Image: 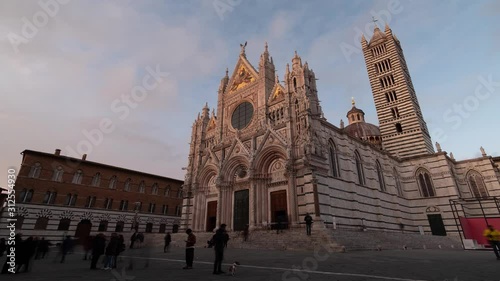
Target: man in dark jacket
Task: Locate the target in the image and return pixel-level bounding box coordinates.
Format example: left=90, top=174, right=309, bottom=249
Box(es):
left=90, top=234, right=106, bottom=269
left=164, top=232, right=171, bottom=253
left=213, top=224, right=227, bottom=275
left=183, top=229, right=196, bottom=269
left=304, top=213, right=313, bottom=236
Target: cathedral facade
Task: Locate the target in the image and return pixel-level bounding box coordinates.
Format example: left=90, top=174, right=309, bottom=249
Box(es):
left=181, top=24, right=500, bottom=240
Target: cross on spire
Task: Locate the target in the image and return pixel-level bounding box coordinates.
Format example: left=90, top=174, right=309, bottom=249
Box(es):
left=372, top=16, right=378, bottom=24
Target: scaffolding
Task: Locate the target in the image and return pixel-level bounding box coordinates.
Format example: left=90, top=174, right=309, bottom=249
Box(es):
left=449, top=196, right=500, bottom=249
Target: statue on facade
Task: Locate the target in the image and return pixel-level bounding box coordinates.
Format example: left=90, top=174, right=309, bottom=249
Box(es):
left=435, top=142, right=442, bottom=152
left=480, top=146, right=486, bottom=157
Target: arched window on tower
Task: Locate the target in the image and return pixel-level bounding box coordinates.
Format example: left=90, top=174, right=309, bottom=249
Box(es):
left=124, top=178, right=131, bottom=191
left=152, top=183, right=159, bottom=195
left=329, top=140, right=340, bottom=178
left=354, top=151, right=365, bottom=185
left=91, top=173, right=101, bottom=187
left=467, top=170, right=488, bottom=198
left=52, top=166, right=64, bottom=182
left=395, top=123, right=403, bottom=133
left=376, top=161, right=386, bottom=192
left=416, top=168, right=435, bottom=197
left=293, top=77, right=297, bottom=91
left=139, top=181, right=145, bottom=193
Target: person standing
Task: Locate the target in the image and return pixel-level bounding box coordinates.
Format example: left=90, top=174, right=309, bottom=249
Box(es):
left=304, top=213, right=313, bottom=236
left=90, top=234, right=106, bottom=270
left=130, top=231, right=137, bottom=249
left=183, top=229, right=196, bottom=269
left=213, top=224, right=227, bottom=275
left=164, top=232, right=172, bottom=253
left=104, top=233, right=119, bottom=270
left=483, top=225, right=500, bottom=260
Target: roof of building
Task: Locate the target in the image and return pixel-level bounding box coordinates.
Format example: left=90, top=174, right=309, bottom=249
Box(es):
left=21, top=149, right=184, bottom=183
left=346, top=105, right=364, bottom=117
left=344, top=122, right=381, bottom=139
left=369, top=27, right=386, bottom=45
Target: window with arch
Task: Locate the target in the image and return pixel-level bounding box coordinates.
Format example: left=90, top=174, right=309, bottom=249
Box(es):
left=354, top=151, right=365, bottom=185
left=29, top=162, right=42, bottom=178
left=72, top=170, right=83, bottom=184
left=19, top=189, right=34, bottom=203
left=139, top=181, right=145, bottom=193
left=467, top=170, right=488, bottom=198
left=91, top=173, right=101, bottom=187
left=85, top=196, right=96, bottom=208
left=119, top=200, right=128, bottom=211
left=393, top=168, right=403, bottom=197
left=124, top=178, right=131, bottom=191
left=151, top=183, right=158, bottom=195
left=376, top=161, right=386, bottom=192
left=57, top=218, right=71, bottom=231
left=98, top=221, right=108, bottom=232
left=164, top=185, right=170, bottom=197
left=108, top=176, right=117, bottom=189
left=43, top=191, right=57, bottom=204
left=177, top=189, right=183, bottom=198
left=329, top=141, right=340, bottom=178
left=159, top=223, right=166, bottom=233
left=65, top=193, right=77, bottom=206
left=416, top=168, right=435, bottom=197
left=146, top=223, right=153, bottom=233
left=103, top=198, right=113, bottom=209
left=52, top=166, right=64, bottom=182
left=115, top=221, right=124, bottom=232
left=34, top=217, right=49, bottom=230
left=293, top=77, right=297, bottom=90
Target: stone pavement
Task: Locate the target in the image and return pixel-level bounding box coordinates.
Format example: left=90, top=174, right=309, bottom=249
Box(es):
left=1, top=245, right=499, bottom=281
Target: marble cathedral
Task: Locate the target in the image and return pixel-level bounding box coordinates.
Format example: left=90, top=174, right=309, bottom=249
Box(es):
left=180, top=24, right=500, bottom=238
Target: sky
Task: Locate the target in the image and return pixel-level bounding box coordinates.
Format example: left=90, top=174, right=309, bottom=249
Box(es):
left=0, top=0, right=499, bottom=186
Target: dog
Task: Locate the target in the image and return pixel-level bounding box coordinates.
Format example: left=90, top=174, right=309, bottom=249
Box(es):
left=228, top=261, right=240, bottom=276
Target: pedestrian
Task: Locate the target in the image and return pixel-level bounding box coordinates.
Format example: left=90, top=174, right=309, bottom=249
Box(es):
left=304, top=213, right=313, bottom=236
left=483, top=225, right=500, bottom=260
left=60, top=236, right=73, bottom=263
left=130, top=231, right=137, bottom=249
left=90, top=234, right=106, bottom=270
left=224, top=230, right=229, bottom=248
left=38, top=238, right=49, bottom=259
left=83, top=236, right=93, bottom=260
left=164, top=232, right=172, bottom=253
left=183, top=229, right=196, bottom=269
left=104, top=233, right=119, bottom=270
left=114, top=235, right=125, bottom=269
left=213, top=224, right=227, bottom=275
left=243, top=225, right=249, bottom=242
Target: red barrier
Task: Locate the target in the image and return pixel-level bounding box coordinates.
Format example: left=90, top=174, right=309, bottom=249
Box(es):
left=459, top=217, right=500, bottom=245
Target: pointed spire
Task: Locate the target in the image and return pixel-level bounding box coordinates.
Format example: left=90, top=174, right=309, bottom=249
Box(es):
left=340, top=119, right=344, bottom=129
left=276, top=74, right=279, bottom=83
left=361, top=34, right=367, bottom=43
left=240, top=41, right=247, bottom=57
left=480, top=146, right=486, bottom=157
left=450, top=152, right=455, bottom=160
left=286, top=63, right=290, bottom=75
left=225, top=68, right=229, bottom=77
left=265, top=41, right=268, bottom=53
left=385, top=22, right=391, bottom=32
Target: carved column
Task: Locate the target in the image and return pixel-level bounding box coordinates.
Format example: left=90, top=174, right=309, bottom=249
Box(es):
left=249, top=180, right=256, bottom=229
left=216, top=186, right=223, bottom=228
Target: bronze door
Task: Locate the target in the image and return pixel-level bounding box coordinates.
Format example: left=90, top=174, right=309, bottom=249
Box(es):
left=271, top=190, right=288, bottom=229
left=206, top=201, right=218, bottom=232
left=233, top=190, right=249, bottom=231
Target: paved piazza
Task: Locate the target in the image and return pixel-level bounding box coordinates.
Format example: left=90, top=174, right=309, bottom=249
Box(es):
left=2, top=245, right=499, bottom=281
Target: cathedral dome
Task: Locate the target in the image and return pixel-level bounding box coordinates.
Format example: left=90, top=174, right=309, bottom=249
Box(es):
left=344, top=98, right=382, bottom=148
left=344, top=122, right=380, bottom=139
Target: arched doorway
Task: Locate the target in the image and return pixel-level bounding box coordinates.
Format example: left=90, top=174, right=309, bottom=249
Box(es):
left=172, top=224, right=179, bottom=233
left=75, top=219, right=92, bottom=242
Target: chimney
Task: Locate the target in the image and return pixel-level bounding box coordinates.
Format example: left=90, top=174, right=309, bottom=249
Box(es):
left=55, top=149, right=61, bottom=156
left=82, top=154, right=87, bottom=161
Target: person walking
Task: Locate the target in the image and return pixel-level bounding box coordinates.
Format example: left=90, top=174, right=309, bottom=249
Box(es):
left=104, top=233, right=119, bottom=270
left=114, top=235, right=125, bottom=269
left=483, top=225, right=500, bottom=260
left=60, top=236, right=73, bottom=263
left=213, top=224, right=227, bottom=275
left=164, top=232, right=172, bottom=253
left=183, top=229, right=196, bottom=269
left=304, top=213, right=313, bottom=236
left=130, top=231, right=137, bottom=249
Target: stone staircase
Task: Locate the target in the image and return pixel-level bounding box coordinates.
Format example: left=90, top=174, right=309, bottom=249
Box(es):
left=142, top=227, right=341, bottom=252
left=327, top=228, right=463, bottom=251
left=137, top=226, right=463, bottom=252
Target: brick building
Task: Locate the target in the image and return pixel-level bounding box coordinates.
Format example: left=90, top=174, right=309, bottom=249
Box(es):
left=0, top=149, right=183, bottom=242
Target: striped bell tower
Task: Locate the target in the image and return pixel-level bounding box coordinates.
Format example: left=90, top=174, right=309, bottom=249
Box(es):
left=361, top=22, right=434, bottom=158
